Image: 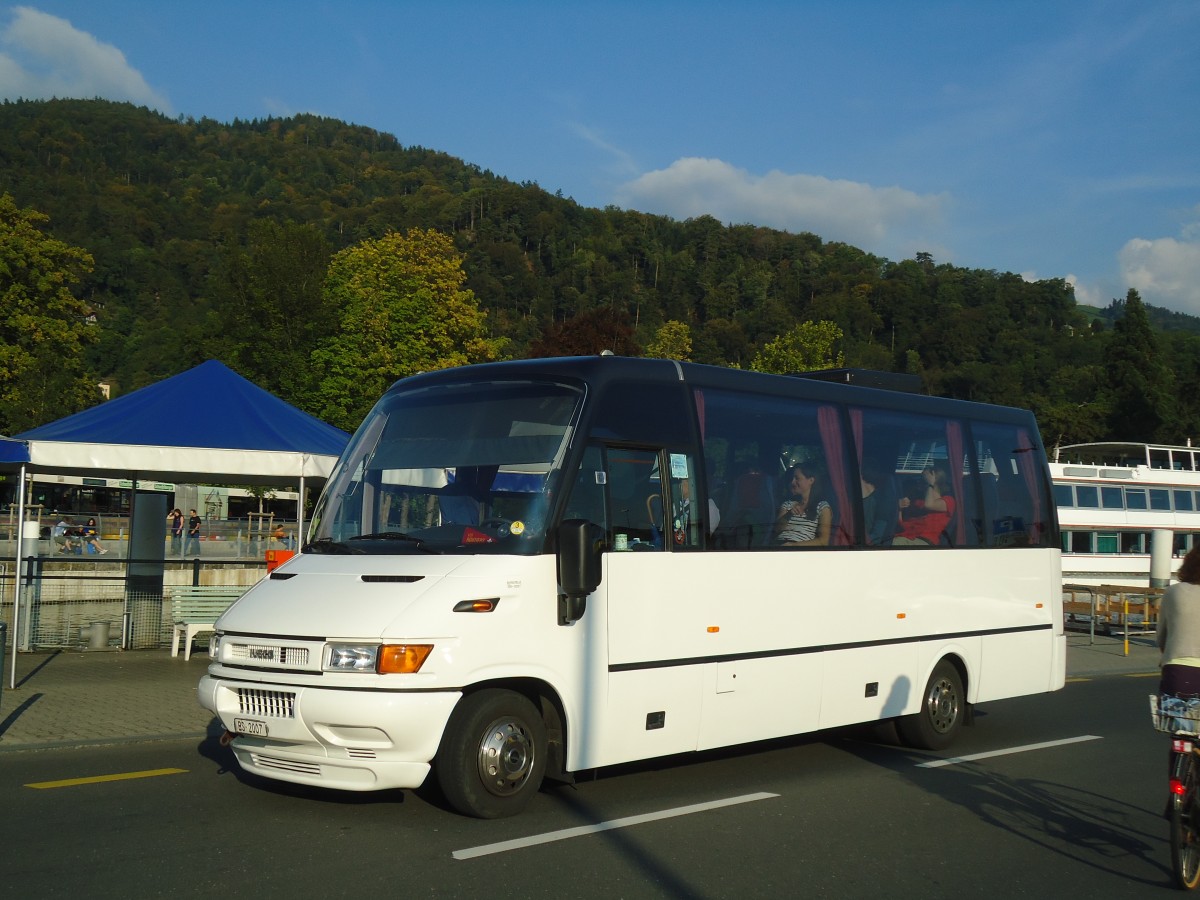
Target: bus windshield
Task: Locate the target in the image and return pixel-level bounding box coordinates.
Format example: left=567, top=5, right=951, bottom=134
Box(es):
left=307, top=380, right=582, bottom=555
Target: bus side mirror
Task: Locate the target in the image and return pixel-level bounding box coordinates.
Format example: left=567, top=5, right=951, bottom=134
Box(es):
left=557, top=519, right=603, bottom=625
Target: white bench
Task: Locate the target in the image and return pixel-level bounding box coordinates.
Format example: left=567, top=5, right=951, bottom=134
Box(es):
left=170, top=585, right=246, bottom=660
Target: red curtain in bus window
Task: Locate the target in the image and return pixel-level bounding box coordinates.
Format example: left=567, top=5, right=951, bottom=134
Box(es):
left=818, top=405, right=853, bottom=547
left=848, top=408, right=864, bottom=465
left=945, top=420, right=967, bottom=545
left=1016, top=428, right=1043, bottom=544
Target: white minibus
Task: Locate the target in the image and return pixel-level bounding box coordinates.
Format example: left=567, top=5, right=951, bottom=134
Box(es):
left=199, top=356, right=1064, bottom=817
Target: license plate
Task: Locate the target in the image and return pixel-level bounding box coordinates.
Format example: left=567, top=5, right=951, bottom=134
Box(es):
left=233, top=717, right=269, bottom=737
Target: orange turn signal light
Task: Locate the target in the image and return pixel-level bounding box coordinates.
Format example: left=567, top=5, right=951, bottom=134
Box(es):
left=453, top=598, right=499, bottom=613
left=378, top=644, right=433, bottom=674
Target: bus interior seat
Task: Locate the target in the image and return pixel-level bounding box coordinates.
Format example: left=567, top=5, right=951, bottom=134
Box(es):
left=866, top=474, right=901, bottom=546
left=716, top=470, right=777, bottom=548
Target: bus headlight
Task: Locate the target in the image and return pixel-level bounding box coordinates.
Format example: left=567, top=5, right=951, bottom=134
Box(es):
left=324, top=643, right=433, bottom=674
left=325, top=643, right=379, bottom=671
left=208, top=633, right=222, bottom=659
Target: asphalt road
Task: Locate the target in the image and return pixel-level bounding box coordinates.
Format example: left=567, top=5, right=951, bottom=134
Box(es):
left=0, top=672, right=1172, bottom=898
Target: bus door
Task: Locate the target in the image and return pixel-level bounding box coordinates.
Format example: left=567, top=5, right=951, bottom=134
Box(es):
left=562, top=444, right=710, bottom=766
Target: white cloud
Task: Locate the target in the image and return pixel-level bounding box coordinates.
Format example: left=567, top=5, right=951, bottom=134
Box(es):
left=1023, top=271, right=1101, bottom=308
left=614, top=157, right=948, bottom=259
left=1119, top=236, right=1200, bottom=316
left=1064, top=274, right=1101, bottom=308
left=0, top=6, right=168, bottom=110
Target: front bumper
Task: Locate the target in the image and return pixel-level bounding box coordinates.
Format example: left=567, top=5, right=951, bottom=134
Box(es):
left=198, top=674, right=460, bottom=791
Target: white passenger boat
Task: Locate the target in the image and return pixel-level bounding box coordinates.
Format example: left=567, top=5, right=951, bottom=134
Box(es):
left=1051, top=441, right=1200, bottom=587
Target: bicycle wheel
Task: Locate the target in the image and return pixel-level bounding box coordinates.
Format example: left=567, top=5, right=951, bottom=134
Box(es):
left=1170, top=749, right=1200, bottom=890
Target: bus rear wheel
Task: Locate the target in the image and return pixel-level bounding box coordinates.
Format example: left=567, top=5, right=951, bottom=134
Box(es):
left=897, top=660, right=964, bottom=751
left=436, top=689, right=547, bottom=819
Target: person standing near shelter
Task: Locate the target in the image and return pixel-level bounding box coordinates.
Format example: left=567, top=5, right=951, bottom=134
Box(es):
left=185, top=509, right=202, bottom=555
left=168, top=508, right=184, bottom=554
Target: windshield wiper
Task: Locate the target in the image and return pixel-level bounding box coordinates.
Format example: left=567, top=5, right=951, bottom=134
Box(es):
left=302, top=538, right=358, bottom=554
left=349, top=532, right=438, bottom=553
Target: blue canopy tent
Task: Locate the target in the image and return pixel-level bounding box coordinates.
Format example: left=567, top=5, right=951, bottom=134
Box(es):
left=3, top=361, right=350, bottom=681
left=14, top=360, right=348, bottom=483
left=0, top=436, right=30, bottom=466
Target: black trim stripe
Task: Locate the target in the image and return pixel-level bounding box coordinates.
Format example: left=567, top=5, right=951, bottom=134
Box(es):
left=608, top=623, right=1053, bottom=673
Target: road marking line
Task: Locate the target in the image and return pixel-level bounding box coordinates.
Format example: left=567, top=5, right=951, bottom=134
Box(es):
left=25, top=768, right=188, bottom=789
left=452, top=791, right=780, bottom=860
left=916, top=735, right=1102, bottom=769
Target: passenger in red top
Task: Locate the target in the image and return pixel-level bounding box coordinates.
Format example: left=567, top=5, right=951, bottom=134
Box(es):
left=893, top=464, right=955, bottom=546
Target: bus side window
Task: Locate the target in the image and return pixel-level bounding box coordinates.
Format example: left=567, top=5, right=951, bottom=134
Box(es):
left=970, top=420, right=1052, bottom=548
left=563, top=446, right=608, bottom=535
left=606, top=448, right=667, bottom=550
left=662, top=452, right=702, bottom=550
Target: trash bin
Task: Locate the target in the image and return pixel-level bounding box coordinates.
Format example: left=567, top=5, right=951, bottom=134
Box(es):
left=265, top=549, right=294, bottom=572
left=88, top=621, right=111, bottom=650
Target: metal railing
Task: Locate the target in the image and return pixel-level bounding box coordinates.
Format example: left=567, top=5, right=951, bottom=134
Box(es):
left=0, top=555, right=266, bottom=653
left=1063, top=583, right=1163, bottom=653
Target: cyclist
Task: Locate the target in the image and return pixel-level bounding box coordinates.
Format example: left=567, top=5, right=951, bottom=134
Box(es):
left=1159, top=544, right=1200, bottom=696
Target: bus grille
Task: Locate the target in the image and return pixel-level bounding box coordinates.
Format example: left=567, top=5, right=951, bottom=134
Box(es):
left=237, top=688, right=296, bottom=719
left=228, top=643, right=311, bottom=667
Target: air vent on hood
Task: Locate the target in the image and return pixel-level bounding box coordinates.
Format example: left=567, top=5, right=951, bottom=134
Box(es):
left=360, top=575, right=425, bottom=583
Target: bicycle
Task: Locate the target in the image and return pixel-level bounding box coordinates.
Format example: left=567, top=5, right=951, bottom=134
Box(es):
left=1152, top=693, right=1200, bottom=890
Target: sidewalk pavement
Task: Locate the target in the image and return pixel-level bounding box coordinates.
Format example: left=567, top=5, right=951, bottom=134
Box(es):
left=0, top=630, right=1164, bottom=752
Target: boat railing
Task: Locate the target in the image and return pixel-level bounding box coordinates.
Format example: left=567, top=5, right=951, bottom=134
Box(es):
left=1063, top=583, right=1163, bottom=651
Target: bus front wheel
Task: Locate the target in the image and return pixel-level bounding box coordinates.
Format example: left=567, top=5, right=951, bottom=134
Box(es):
left=897, top=660, right=964, bottom=751
left=436, top=689, right=548, bottom=819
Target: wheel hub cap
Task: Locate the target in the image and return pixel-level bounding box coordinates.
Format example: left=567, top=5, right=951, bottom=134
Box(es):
left=476, top=717, right=535, bottom=797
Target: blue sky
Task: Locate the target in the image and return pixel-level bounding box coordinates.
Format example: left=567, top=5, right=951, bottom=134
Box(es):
left=2, top=1, right=1198, bottom=315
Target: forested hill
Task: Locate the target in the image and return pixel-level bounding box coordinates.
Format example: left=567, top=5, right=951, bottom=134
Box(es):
left=0, top=97, right=1195, bottom=445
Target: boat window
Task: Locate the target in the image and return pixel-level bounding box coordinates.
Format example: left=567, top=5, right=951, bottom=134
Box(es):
left=1067, top=531, right=1092, bottom=553
left=1180, top=491, right=1198, bottom=512
left=1122, top=532, right=1146, bottom=553
left=1101, top=486, right=1124, bottom=509
left=1096, top=533, right=1119, bottom=554
left=1075, top=485, right=1099, bottom=509
left=1053, top=484, right=1074, bottom=507
left=1150, top=489, right=1171, bottom=511
left=1125, top=488, right=1147, bottom=511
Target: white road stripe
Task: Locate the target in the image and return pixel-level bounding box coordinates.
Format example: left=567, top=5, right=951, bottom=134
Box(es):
left=452, top=791, right=780, bottom=860
left=916, top=734, right=1104, bottom=769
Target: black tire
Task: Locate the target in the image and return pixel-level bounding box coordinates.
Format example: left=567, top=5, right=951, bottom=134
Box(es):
left=435, top=689, right=547, bottom=819
left=1171, top=750, right=1200, bottom=890
left=897, top=660, right=964, bottom=751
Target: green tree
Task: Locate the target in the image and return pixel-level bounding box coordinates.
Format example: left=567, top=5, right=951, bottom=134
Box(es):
left=526, top=307, right=640, bottom=358
left=1104, top=288, right=1175, bottom=442
left=310, top=228, right=505, bottom=431
left=0, top=193, right=99, bottom=432
left=750, top=320, right=845, bottom=375
left=213, top=219, right=334, bottom=402
left=644, top=320, right=693, bottom=361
